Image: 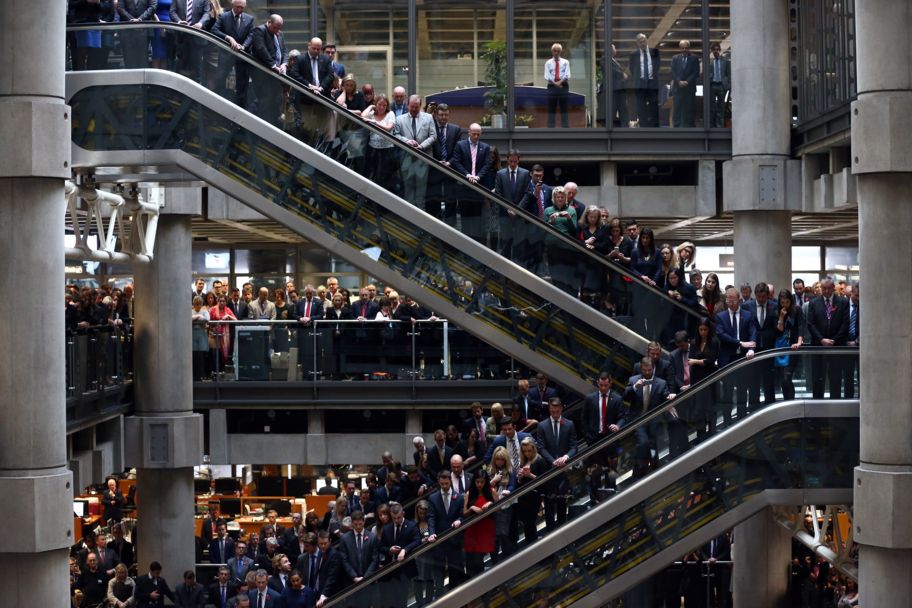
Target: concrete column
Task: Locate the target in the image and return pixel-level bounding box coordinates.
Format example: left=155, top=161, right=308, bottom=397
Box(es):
left=723, top=0, right=799, bottom=281
left=125, top=215, right=203, bottom=585
left=851, top=2, right=912, bottom=605
left=732, top=508, right=791, bottom=608
left=0, top=0, right=73, bottom=604
left=732, top=210, right=792, bottom=296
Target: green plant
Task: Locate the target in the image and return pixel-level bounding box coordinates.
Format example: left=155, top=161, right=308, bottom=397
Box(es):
left=515, top=114, right=535, bottom=126
left=481, top=40, right=507, bottom=115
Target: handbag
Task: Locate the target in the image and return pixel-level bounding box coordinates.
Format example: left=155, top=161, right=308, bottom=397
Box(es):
left=773, top=331, right=791, bottom=367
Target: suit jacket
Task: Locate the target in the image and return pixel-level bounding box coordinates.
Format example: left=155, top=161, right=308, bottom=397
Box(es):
left=294, top=297, right=324, bottom=321
left=379, top=519, right=422, bottom=576
left=266, top=573, right=289, bottom=595
left=294, top=52, right=334, bottom=94
left=494, top=166, right=532, bottom=212
left=294, top=550, right=321, bottom=588
left=208, top=582, right=237, bottom=608
left=668, top=348, right=693, bottom=393
left=247, top=588, right=281, bottom=607
left=433, top=122, right=462, bottom=162
left=715, top=307, right=757, bottom=366
left=109, top=538, right=134, bottom=569
left=211, top=10, right=256, bottom=50
left=373, top=484, right=401, bottom=506
left=743, top=300, right=780, bottom=350
left=527, top=384, right=558, bottom=413
left=535, top=417, right=579, bottom=465
left=394, top=111, right=438, bottom=153
left=339, top=529, right=380, bottom=580
left=806, top=295, right=849, bottom=345
left=483, top=432, right=532, bottom=464
left=623, top=374, right=670, bottom=417
left=227, top=555, right=255, bottom=584
left=449, top=139, right=492, bottom=184
left=351, top=299, right=379, bottom=320
left=251, top=24, right=287, bottom=70
left=117, top=0, right=157, bottom=20
left=175, top=582, right=206, bottom=608
left=581, top=390, right=626, bottom=444
left=633, top=356, right=674, bottom=387
left=426, top=443, right=456, bottom=475
left=427, top=488, right=463, bottom=548
left=520, top=182, right=554, bottom=219
left=134, top=574, right=176, bottom=608
left=700, top=535, right=732, bottom=561
left=670, top=52, right=700, bottom=94
left=209, top=535, right=235, bottom=564
left=628, top=47, right=662, bottom=88
left=512, top=392, right=543, bottom=422
left=708, top=55, right=732, bottom=90
left=170, top=0, right=211, bottom=27
left=247, top=299, right=277, bottom=320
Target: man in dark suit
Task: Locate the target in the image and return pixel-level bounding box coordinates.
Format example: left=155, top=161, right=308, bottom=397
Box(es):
left=715, top=287, right=757, bottom=422
left=670, top=40, right=700, bottom=128
left=511, top=378, right=540, bottom=427
left=518, top=165, right=553, bottom=271
left=134, top=561, right=176, bottom=608
left=293, top=533, right=321, bottom=590
left=428, top=103, right=462, bottom=225
left=266, top=554, right=292, bottom=595
left=582, top=372, right=626, bottom=445
left=634, top=342, right=674, bottom=387
left=117, top=0, right=158, bottom=68
left=209, top=566, right=238, bottom=608
left=211, top=0, right=256, bottom=106
left=527, top=372, right=558, bottom=421
left=483, top=418, right=531, bottom=465
left=209, top=521, right=235, bottom=564
left=708, top=42, right=731, bottom=128
left=247, top=570, right=280, bottom=608
left=169, top=0, right=211, bottom=82
left=427, top=471, right=465, bottom=595
left=109, top=524, right=134, bottom=569
left=294, top=36, right=334, bottom=97
left=701, top=534, right=732, bottom=608
left=295, top=283, right=324, bottom=371
left=378, top=502, right=423, bottom=608
left=806, top=278, right=849, bottom=399
left=843, top=281, right=860, bottom=397
left=426, top=429, right=456, bottom=476
left=461, top=401, right=489, bottom=453
left=536, top=398, right=579, bottom=530
left=449, top=123, right=492, bottom=242
left=339, top=511, right=380, bottom=583
left=743, top=282, right=779, bottom=404
left=250, top=15, right=288, bottom=123
left=666, top=331, right=695, bottom=457
left=227, top=541, right=255, bottom=585
left=624, top=357, right=671, bottom=477
left=493, top=149, right=532, bottom=258
left=628, top=33, right=661, bottom=127
left=175, top=570, right=206, bottom=608
left=609, top=43, right=630, bottom=126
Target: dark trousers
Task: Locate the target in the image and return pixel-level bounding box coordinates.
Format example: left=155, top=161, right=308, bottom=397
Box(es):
left=811, top=352, right=843, bottom=399
left=252, top=69, right=283, bottom=123
left=121, top=30, right=151, bottom=69
left=673, top=86, right=696, bottom=127
left=842, top=353, right=858, bottom=398
left=634, top=86, right=659, bottom=127
left=217, top=58, right=250, bottom=108
left=547, top=83, right=570, bottom=128
left=613, top=88, right=630, bottom=126
left=432, top=545, right=464, bottom=597
left=710, top=83, right=728, bottom=127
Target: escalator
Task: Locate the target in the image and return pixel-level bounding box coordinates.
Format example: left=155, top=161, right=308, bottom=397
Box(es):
left=318, top=348, right=858, bottom=607
left=65, top=23, right=703, bottom=395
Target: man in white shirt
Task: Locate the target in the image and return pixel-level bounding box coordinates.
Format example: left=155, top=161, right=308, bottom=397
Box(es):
left=544, top=42, right=571, bottom=128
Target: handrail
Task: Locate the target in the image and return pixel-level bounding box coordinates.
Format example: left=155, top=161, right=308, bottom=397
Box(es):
left=65, top=21, right=703, bottom=322
left=323, top=346, right=859, bottom=605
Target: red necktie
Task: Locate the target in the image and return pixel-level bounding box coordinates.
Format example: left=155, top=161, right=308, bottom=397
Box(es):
left=305, top=300, right=311, bottom=318
left=600, top=394, right=607, bottom=433
left=538, top=190, right=545, bottom=218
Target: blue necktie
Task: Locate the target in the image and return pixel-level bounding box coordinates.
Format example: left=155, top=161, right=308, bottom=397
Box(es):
left=274, top=34, right=281, bottom=66
left=849, top=305, right=857, bottom=340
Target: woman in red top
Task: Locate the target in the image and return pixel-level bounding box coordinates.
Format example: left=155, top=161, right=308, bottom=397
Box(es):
left=463, top=469, right=496, bottom=576
left=208, top=294, right=237, bottom=375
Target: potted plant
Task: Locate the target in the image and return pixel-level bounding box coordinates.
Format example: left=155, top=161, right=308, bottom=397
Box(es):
left=481, top=40, right=507, bottom=128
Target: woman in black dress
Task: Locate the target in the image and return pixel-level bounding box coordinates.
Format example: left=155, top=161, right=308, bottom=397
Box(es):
left=688, top=317, right=720, bottom=441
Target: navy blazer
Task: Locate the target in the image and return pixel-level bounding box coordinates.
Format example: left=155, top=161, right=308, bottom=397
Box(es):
left=433, top=123, right=462, bottom=162
left=378, top=519, right=422, bottom=576
left=482, top=431, right=532, bottom=464
left=527, top=385, right=558, bottom=413
left=293, top=52, right=334, bottom=94
left=427, top=489, right=464, bottom=547
left=581, top=390, right=626, bottom=444
left=170, top=0, right=210, bottom=26
left=450, top=139, right=492, bottom=184
left=209, top=536, right=234, bottom=564
left=339, top=529, right=380, bottom=580
left=494, top=166, right=532, bottom=212
left=623, top=374, right=670, bottom=418
left=247, top=587, right=281, bottom=607
left=520, top=182, right=553, bottom=219
left=628, top=47, right=662, bottom=88
left=351, top=299, right=380, bottom=320
left=294, top=297, right=324, bottom=322
left=715, top=307, right=757, bottom=367
left=806, top=295, right=849, bottom=345
left=742, top=299, right=780, bottom=350
left=512, top=392, right=543, bottom=423
left=251, top=24, right=287, bottom=70
left=535, top=417, right=578, bottom=465
left=671, top=52, right=700, bottom=91
left=211, top=10, right=256, bottom=50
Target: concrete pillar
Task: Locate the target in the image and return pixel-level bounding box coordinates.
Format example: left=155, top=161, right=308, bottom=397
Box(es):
left=852, top=2, right=912, bottom=605
left=732, top=508, right=791, bottom=608
left=125, top=215, right=203, bottom=585
left=723, top=0, right=799, bottom=288
left=0, top=1, right=73, bottom=604
left=732, top=210, right=792, bottom=296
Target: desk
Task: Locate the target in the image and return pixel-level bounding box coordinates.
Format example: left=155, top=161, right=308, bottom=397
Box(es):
left=306, top=495, right=334, bottom=518
left=233, top=516, right=294, bottom=536
left=74, top=515, right=103, bottom=541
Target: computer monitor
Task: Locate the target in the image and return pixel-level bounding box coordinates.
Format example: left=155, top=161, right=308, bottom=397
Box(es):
left=73, top=500, right=87, bottom=518
left=285, top=477, right=312, bottom=497
left=220, top=498, right=242, bottom=517
left=194, top=478, right=212, bottom=494
left=270, top=500, right=292, bottom=517
left=257, top=476, right=284, bottom=497
left=214, top=478, right=241, bottom=495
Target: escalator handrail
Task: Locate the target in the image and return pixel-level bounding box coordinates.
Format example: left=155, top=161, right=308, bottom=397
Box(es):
left=322, top=345, right=859, bottom=606
left=65, top=21, right=703, bottom=322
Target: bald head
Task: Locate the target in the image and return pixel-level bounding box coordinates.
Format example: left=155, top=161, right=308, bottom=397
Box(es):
left=308, top=36, right=322, bottom=57
left=393, top=86, right=406, bottom=104
left=468, top=123, right=482, bottom=143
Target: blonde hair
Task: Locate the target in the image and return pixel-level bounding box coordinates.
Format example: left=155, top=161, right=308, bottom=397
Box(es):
left=520, top=436, right=539, bottom=464
left=551, top=43, right=563, bottom=53
left=489, top=446, right=513, bottom=475
left=551, top=186, right=566, bottom=203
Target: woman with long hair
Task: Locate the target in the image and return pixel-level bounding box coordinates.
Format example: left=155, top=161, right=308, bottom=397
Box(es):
left=514, top=437, right=548, bottom=545
left=486, top=446, right=517, bottom=561
left=655, top=242, right=679, bottom=289
left=208, top=294, right=236, bottom=375
left=701, top=272, right=724, bottom=316
left=630, top=227, right=659, bottom=286
left=688, top=317, right=720, bottom=441
left=413, top=500, right=435, bottom=607
left=191, top=296, right=210, bottom=381
left=463, top=469, right=496, bottom=576
left=362, top=94, right=397, bottom=191
left=544, top=186, right=580, bottom=295
left=579, top=205, right=608, bottom=309
left=106, top=563, right=135, bottom=608
left=774, top=289, right=805, bottom=400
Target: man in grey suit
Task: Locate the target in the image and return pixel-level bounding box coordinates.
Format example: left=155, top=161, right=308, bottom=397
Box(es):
left=247, top=287, right=277, bottom=320
left=211, top=0, right=256, bottom=106
left=708, top=42, right=731, bottom=128
left=493, top=149, right=531, bottom=258
left=250, top=15, right=288, bottom=123
left=117, top=0, right=157, bottom=68
left=170, top=0, right=212, bottom=81
left=535, top=397, right=578, bottom=530
left=394, top=95, right=437, bottom=211
left=338, top=511, right=379, bottom=584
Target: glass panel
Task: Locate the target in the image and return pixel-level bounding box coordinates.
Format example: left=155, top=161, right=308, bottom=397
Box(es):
left=325, top=349, right=858, bottom=607
left=234, top=248, right=295, bottom=275
left=795, top=0, right=856, bottom=125
left=611, top=0, right=703, bottom=128
left=418, top=1, right=504, bottom=129
left=514, top=0, right=598, bottom=129
left=707, top=0, right=732, bottom=129
left=824, top=246, right=859, bottom=281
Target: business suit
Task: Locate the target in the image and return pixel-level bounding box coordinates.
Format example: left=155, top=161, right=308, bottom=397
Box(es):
left=209, top=535, right=234, bottom=564
left=227, top=555, right=254, bottom=584
left=633, top=355, right=674, bottom=388
left=628, top=46, right=661, bottom=127
left=247, top=587, right=281, bottom=608
left=211, top=10, right=256, bottom=105
left=134, top=573, right=176, bottom=608
left=251, top=24, right=287, bottom=122
left=339, top=529, right=380, bottom=581
left=117, top=0, right=157, bottom=68
left=294, top=550, right=322, bottom=591
left=247, top=299, right=277, bottom=320
left=426, top=443, right=455, bottom=476
left=483, top=431, right=531, bottom=465
left=536, top=416, right=578, bottom=529
left=700, top=535, right=732, bottom=608
left=708, top=54, right=731, bottom=127
left=744, top=299, right=780, bottom=404
left=175, top=581, right=206, bottom=608
left=715, top=306, right=757, bottom=421
left=518, top=181, right=553, bottom=272
left=512, top=391, right=541, bottom=425
left=843, top=299, right=860, bottom=397
left=427, top=488, right=465, bottom=593
left=294, top=52, right=334, bottom=96
left=624, top=373, right=670, bottom=475
left=582, top=390, right=626, bottom=445
left=493, top=165, right=531, bottom=257
left=169, top=0, right=210, bottom=81
left=378, top=519, right=422, bottom=608
left=449, top=138, right=493, bottom=241
left=527, top=383, right=558, bottom=417
left=670, top=51, right=700, bottom=127
left=208, top=582, right=237, bottom=608
left=428, top=121, right=462, bottom=223
left=267, top=573, right=290, bottom=595
left=806, top=294, right=849, bottom=399
left=394, top=111, right=437, bottom=211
